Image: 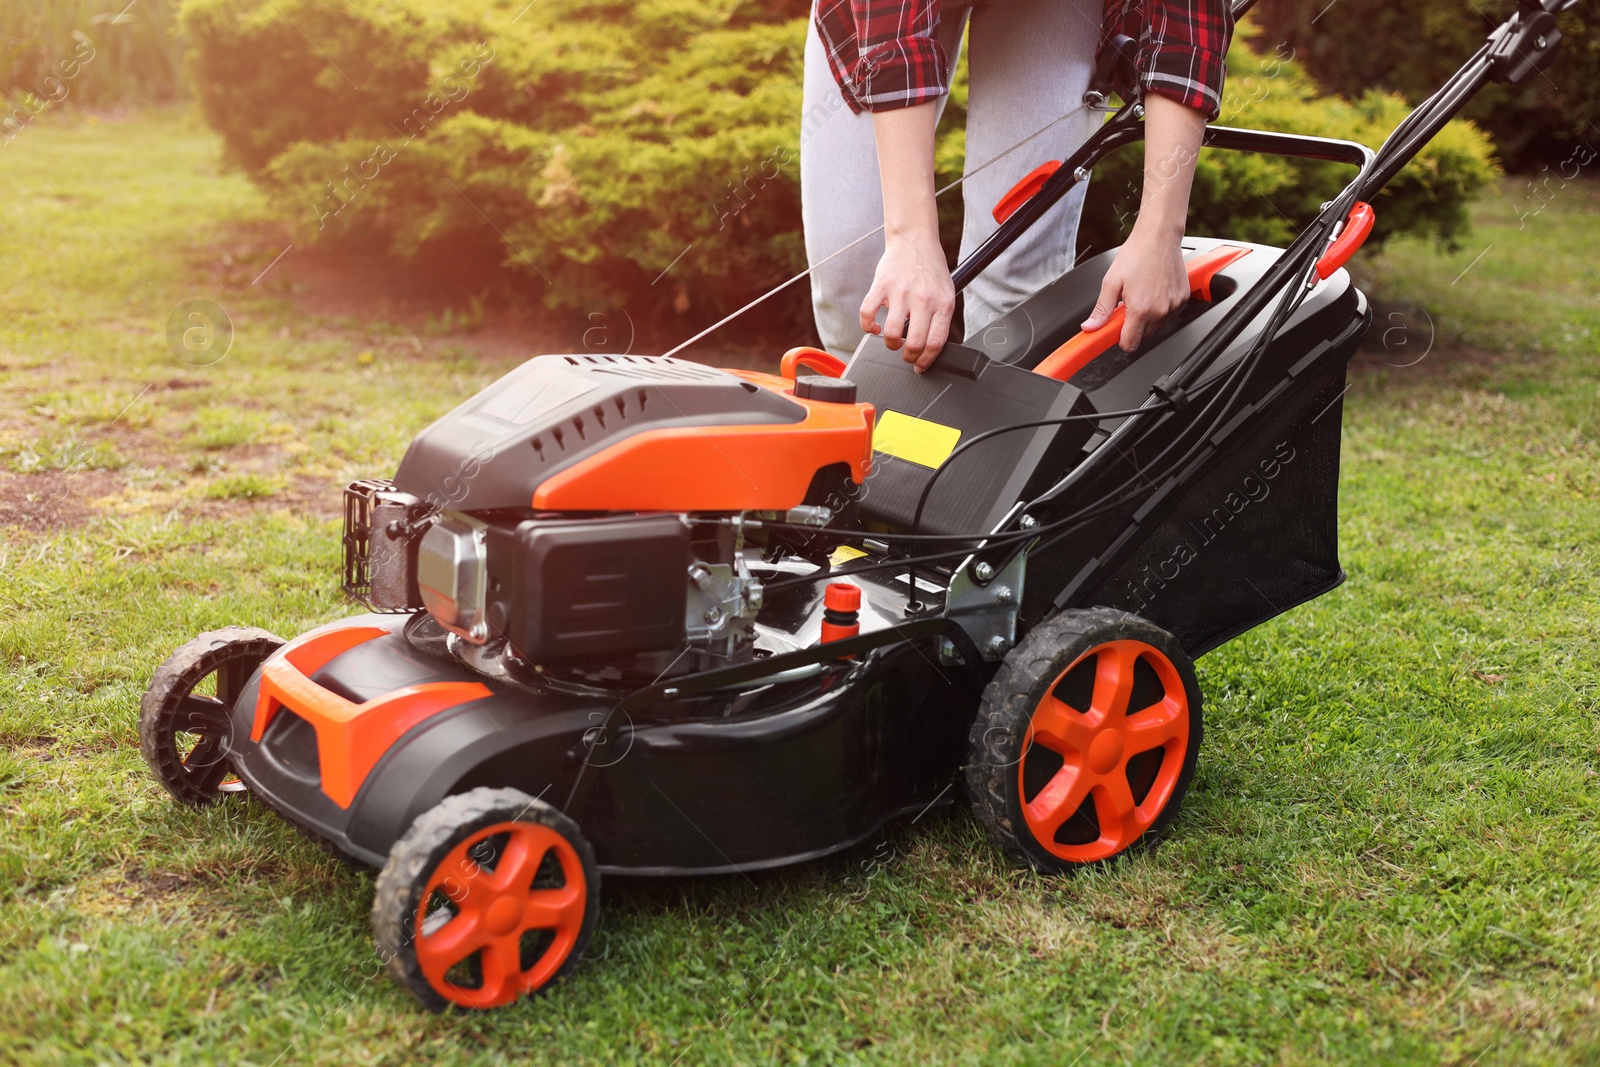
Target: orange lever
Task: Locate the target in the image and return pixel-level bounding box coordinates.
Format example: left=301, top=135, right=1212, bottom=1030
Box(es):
left=1314, top=201, right=1375, bottom=280
left=992, top=160, right=1064, bottom=224
left=781, top=346, right=847, bottom=381
left=1032, top=244, right=1252, bottom=382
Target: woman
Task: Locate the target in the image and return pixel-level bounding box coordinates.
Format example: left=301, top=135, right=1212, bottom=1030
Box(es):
left=801, top=0, right=1233, bottom=369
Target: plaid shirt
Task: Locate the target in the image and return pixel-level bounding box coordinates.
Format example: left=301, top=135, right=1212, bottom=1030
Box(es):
left=815, top=0, right=1233, bottom=121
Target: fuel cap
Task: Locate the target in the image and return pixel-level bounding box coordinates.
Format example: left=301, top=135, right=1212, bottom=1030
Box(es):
left=793, top=375, right=858, bottom=404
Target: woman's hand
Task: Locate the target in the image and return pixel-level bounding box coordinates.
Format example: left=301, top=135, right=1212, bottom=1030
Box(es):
left=861, top=101, right=953, bottom=372
left=1080, top=218, right=1190, bottom=352
left=860, top=233, right=956, bottom=372
left=1081, top=93, right=1207, bottom=352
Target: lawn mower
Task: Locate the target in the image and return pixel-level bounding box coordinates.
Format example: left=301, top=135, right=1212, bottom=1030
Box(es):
left=139, top=0, right=1575, bottom=1010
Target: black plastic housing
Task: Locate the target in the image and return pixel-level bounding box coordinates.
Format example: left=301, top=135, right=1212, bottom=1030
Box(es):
left=503, top=515, right=690, bottom=664
left=1006, top=240, right=1373, bottom=654
left=226, top=612, right=982, bottom=874
left=844, top=340, right=1096, bottom=536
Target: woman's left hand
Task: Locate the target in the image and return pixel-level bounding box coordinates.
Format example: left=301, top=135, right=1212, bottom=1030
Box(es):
left=1079, top=218, right=1190, bottom=352
left=1082, top=93, right=1207, bottom=353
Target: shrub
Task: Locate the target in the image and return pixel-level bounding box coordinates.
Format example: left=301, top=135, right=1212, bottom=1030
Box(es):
left=182, top=0, right=1496, bottom=334
left=1251, top=0, right=1600, bottom=168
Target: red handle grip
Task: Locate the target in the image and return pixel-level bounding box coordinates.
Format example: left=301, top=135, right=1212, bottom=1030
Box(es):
left=992, top=160, right=1064, bottom=224
left=1314, top=201, right=1375, bottom=280
left=781, top=346, right=847, bottom=381
left=1032, top=244, right=1252, bottom=382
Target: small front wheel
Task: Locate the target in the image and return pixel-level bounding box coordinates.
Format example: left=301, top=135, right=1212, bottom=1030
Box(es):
left=966, top=608, right=1202, bottom=873
left=139, top=626, right=284, bottom=806
left=373, top=787, right=599, bottom=1011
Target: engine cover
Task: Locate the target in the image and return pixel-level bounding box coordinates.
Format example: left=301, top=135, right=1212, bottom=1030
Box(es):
left=505, top=514, right=690, bottom=664
left=391, top=354, right=873, bottom=513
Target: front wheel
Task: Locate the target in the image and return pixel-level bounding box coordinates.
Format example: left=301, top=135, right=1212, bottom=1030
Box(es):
left=139, top=626, right=284, bottom=806
left=373, top=787, right=599, bottom=1011
left=966, top=608, right=1202, bottom=873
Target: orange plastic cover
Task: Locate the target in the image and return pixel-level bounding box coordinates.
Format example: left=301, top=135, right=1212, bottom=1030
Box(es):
left=532, top=370, right=874, bottom=512
left=251, top=623, right=492, bottom=809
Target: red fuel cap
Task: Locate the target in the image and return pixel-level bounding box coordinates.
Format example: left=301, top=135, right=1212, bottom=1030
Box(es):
left=821, top=581, right=861, bottom=643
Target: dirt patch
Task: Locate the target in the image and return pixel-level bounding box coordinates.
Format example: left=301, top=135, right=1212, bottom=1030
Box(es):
left=1351, top=341, right=1508, bottom=381
left=0, top=458, right=342, bottom=538
left=60, top=866, right=201, bottom=921
left=231, top=222, right=583, bottom=363
left=194, top=470, right=344, bottom=524
left=0, top=470, right=125, bottom=532
left=0, top=734, right=59, bottom=767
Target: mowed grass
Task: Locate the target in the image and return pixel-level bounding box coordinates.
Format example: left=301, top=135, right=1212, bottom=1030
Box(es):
left=1, top=108, right=1598, bottom=1065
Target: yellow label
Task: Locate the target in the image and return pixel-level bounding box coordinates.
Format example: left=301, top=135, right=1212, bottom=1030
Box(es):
left=873, top=410, right=962, bottom=469
left=829, top=544, right=867, bottom=566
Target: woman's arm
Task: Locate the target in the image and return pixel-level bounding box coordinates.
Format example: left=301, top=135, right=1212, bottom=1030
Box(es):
left=858, top=101, right=956, bottom=372
left=866, top=92, right=1209, bottom=368
left=1080, top=93, right=1206, bottom=352
left=1084, top=0, right=1232, bottom=351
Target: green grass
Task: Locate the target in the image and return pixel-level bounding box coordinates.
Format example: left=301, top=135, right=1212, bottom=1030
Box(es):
left=1, top=108, right=1598, bottom=1065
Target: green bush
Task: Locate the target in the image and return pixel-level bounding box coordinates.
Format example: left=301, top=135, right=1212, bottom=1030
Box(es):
left=183, top=0, right=810, bottom=327
left=182, top=0, right=1496, bottom=333
left=1252, top=0, right=1600, bottom=169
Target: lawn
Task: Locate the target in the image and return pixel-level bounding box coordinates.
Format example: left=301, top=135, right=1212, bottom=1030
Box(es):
left=0, top=108, right=1597, bottom=1065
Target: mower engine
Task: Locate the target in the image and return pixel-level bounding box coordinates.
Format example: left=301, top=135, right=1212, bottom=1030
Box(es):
left=341, top=354, right=875, bottom=680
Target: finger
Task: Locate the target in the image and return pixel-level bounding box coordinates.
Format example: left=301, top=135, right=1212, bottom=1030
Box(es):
left=1081, top=274, right=1123, bottom=331
left=1119, top=308, right=1145, bottom=353
left=914, top=300, right=954, bottom=373
left=902, top=298, right=935, bottom=362
left=908, top=292, right=940, bottom=363
left=881, top=295, right=909, bottom=351
left=859, top=285, right=886, bottom=336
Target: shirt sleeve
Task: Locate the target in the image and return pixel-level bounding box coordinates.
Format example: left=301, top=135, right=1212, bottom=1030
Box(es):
left=814, top=0, right=951, bottom=115
left=1124, top=0, right=1235, bottom=121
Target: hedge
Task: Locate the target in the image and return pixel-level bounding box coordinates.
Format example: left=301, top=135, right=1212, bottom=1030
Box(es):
left=1252, top=0, right=1599, bottom=169
left=181, top=0, right=1497, bottom=332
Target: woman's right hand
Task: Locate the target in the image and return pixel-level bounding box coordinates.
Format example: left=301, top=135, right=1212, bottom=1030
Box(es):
left=862, top=101, right=953, bottom=373
left=859, top=232, right=956, bottom=372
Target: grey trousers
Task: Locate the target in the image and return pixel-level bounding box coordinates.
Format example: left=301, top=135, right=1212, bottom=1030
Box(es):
left=800, top=0, right=1104, bottom=357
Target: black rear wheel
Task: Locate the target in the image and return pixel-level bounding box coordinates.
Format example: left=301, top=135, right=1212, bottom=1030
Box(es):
left=139, top=627, right=283, bottom=806
left=966, top=608, right=1202, bottom=874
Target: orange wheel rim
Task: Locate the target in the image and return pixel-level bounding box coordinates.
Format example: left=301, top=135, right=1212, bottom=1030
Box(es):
left=414, top=821, right=586, bottom=1009
left=1017, top=639, right=1189, bottom=863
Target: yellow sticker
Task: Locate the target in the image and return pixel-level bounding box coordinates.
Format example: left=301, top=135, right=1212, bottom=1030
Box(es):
left=829, top=544, right=867, bottom=566
left=873, top=410, right=962, bottom=469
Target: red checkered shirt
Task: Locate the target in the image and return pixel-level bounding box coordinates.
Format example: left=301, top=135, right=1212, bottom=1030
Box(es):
left=815, top=0, right=1233, bottom=121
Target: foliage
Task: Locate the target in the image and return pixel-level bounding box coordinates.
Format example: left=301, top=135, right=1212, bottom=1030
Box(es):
left=182, top=0, right=1496, bottom=328
left=1253, top=0, right=1600, bottom=169
left=182, top=0, right=811, bottom=326
left=0, top=0, right=185, bottom=112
